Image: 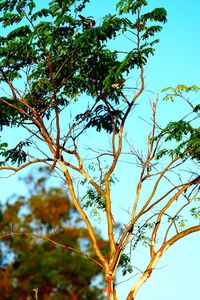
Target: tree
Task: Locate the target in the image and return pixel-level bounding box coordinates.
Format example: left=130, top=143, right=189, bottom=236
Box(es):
left=0, top=0, right=199, bottom=299
left=0, top=168, right=106, bottom=299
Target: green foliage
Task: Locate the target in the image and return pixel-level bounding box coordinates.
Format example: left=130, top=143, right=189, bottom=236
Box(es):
left=154, top=85, right=200, bottom=162
left=155, top=125, right=200, bottom=162
left=0, top=140, right=8, bottom=151
left=116, top=0, right=148, bottom=14
left=119, top=254, right=133, bottom=276
left=162, top=85, right=200, bottom=101
left=163, top=121, right=193, bottom=142
left=82, top=187, right=106, bottom=209
left=167, top=215, right=188, bottom=231
left=141, top=8, right=167, bottom=23
left=177, top=218, right=187, bottom=230
left=193, top=103, right=200, bottom=112
left=76, top=104, right=123, bottom=133
left=0, top=0, right=167, bottom=165
left=190, top=205, right=200, bottom=221
left=0, top=141, right=31, bottom=166
left=0, top=100, right=22, bottom=130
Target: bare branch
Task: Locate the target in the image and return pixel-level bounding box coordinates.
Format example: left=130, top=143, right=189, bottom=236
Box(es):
left=0, top=158, right=52, bottom=174
left=0, top=232, right=103, bottom=268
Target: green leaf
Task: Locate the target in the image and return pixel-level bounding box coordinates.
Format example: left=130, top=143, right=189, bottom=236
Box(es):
left=0, top=142, right=8, bottom=151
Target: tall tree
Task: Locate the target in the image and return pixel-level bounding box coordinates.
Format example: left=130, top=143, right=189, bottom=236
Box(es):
left=0, top=0, right=199, bottom=299
left=0, top=168, right=106, bottom=299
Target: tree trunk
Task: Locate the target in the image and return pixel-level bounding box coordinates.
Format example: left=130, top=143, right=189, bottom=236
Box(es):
left=105, top=272, right=118, bottom=300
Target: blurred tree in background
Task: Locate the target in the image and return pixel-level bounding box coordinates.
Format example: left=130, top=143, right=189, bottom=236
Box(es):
left=0, top=168, right=106, bottom=299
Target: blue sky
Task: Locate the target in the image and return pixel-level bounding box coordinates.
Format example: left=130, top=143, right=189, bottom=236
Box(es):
left=0, top=1, right=200, bottom=299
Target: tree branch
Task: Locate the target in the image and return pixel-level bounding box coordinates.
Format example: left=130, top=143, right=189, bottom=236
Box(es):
left=0, top=232, right=103, bottom=268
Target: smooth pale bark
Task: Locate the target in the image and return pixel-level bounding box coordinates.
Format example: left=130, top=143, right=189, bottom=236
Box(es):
left=126, top=251, right=163, bottom=300
left=126, top=272, right=150, bottom=300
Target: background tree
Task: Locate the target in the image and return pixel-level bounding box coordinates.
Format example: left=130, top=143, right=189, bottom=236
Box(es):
left=0, top=0, right=199, bottom=300
left=0, top=168, right=106, bottom=299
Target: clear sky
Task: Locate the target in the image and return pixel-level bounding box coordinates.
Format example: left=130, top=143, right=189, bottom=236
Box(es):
left=0, top=1, right=200, bottom=299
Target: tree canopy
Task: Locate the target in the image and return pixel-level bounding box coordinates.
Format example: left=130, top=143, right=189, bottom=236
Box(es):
left=0, top=1, right=199, bottom=300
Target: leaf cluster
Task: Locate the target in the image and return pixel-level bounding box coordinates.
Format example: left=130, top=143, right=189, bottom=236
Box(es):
left=154, top=86, right=200, bottom=162
left=119, top=253, right=133, bottom=276
left=155, top=122, right=200, bottom=162
left=0, top=140, right=31, bottom=166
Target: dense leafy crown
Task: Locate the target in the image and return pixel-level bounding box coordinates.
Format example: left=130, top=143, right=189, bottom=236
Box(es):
left=0, top=0, right=167, bottom=166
